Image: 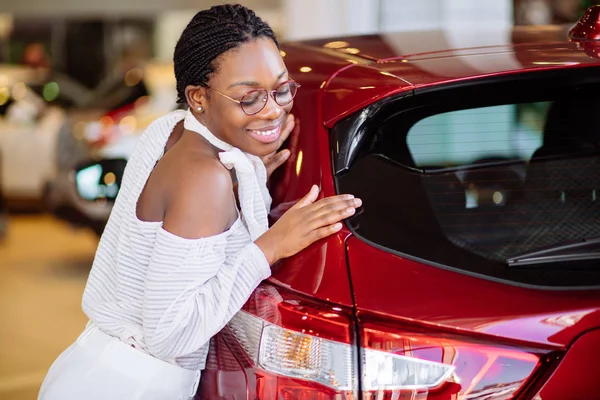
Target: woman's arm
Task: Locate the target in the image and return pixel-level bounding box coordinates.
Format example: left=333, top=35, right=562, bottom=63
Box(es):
left=142, top=158, right=269, bottom=360
left=142, top=229, right=270, bottom=360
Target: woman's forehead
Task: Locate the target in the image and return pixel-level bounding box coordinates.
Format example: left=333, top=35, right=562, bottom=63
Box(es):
left=211, top=38, right=286, bottom=88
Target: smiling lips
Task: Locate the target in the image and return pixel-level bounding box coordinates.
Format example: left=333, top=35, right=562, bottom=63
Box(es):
left=247, top=121, right=284, bottom=144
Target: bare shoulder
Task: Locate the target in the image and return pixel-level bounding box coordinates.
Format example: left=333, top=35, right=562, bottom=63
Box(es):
left=162, top=154, right=237, bottom=239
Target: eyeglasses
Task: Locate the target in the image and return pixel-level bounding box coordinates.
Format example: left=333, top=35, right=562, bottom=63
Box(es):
left=206, top=80, right=300, bottom=116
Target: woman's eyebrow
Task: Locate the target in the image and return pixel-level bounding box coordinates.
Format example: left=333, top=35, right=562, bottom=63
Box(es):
left=227, top=69, right=288, bottom=89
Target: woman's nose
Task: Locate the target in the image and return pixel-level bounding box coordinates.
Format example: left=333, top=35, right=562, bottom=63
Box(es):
left=258, top=93, right=283, bottom=119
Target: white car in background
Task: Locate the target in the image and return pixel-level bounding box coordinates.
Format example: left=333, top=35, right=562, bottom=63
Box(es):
left=0, top=65, right=92, bottom=210
left=0, top=66, right=69, bottom=209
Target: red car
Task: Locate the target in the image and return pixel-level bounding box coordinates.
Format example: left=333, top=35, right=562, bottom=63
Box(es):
left=199, top=8, right=600, bottom=400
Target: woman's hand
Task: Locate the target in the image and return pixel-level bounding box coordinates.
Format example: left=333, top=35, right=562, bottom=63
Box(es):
left=261, top=114, right=295, bottom=180
left=255, top=185, right=362, bottom=265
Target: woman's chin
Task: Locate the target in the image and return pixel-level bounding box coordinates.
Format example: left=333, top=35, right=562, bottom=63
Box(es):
left=244, top=141, right=280, bottom=158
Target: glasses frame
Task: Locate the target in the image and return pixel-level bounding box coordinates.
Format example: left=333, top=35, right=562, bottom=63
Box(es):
left=205, top=80, right=300, bottom=116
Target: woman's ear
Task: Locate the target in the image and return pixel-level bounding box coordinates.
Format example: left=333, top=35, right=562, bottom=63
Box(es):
left=185, top=85, right=208, bottom=112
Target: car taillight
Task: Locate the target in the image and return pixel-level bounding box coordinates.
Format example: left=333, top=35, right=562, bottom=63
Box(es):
left=361, top=321, right=549, bottom=399
left=221, top=285, right=552, bottom=399
left=226, top=284, right=358, bottom=398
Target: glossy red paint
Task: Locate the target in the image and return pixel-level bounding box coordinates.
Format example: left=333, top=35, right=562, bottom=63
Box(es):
left=347, top=237, right=600, bottom=348
left=322, top=64, right=413, bottom=126
left=201, top=13, right=600, bottom=398
left=568, top=5, right=600, bottom=41
left=199, top=283, right=357, bottom=399
left=297, top=25, right=600, bottom=126
left=266, top=42, right=357, bottom=306
left=533, top=330, right=600, bottom=399
left=321, top=41, right=600, bottom=126
left=302, top=25, right=572, bottom=62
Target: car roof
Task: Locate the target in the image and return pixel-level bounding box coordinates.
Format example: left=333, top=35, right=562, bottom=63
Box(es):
left=282, top=25, right=600, bottom=126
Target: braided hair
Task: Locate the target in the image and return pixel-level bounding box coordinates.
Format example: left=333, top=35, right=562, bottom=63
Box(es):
left=174, top=4, right=279, bottom=103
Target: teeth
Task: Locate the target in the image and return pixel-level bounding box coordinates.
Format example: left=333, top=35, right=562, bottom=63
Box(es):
left=251, top=128, right=278, bottom=136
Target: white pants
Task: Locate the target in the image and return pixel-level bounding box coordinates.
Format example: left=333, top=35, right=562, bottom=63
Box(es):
left=38, top=324, right=200, bottom=400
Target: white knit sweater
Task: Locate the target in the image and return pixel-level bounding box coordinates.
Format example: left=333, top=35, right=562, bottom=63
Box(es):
left=82, top=110, right=272, bottom=371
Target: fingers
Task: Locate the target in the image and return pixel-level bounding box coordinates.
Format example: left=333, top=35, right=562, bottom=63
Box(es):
left=307, top=196, right=361, bottom=228
left=279, top=114, right=295, bottom=144
left=265, top=149, right=290, bottom=176
left=306, top=222, right=344, bottom=244
left=292, top=185, right=320, bottom=209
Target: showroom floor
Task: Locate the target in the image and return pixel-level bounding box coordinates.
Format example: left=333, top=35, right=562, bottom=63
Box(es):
left=0, top=214, right=96, bottom=400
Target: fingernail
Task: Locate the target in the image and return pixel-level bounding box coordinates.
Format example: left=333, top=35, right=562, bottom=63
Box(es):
left=345, top=207, right=355, bottom=214
left=354, top=198, right=362, bottom=206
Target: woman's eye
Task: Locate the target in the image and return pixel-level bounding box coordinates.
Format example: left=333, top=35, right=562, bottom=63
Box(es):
left=241, top=92, right=261, bottom=105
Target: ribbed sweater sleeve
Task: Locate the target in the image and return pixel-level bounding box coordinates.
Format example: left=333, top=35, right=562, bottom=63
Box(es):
left=141, top=225, right=271, bottom=360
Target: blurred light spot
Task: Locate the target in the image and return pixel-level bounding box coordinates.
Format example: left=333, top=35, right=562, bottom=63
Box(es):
left=296, top=150, right=303, bottom=176
left=465, top=187, right=478, bottom=209
left=134, top=95, right=149, bottom=109
left=43, top=81, right=60, bottom=102
left=299, top=66, right=312, bottom=73
left=323, top=41, right=349, bottom=49
left=124, top=68, right=143, bottom=87
left=359, top=86, right=376, bottom=90
left=493, top=191, right=504, bottom=205
left=346, top=59, right=358, bottom=64
left=12, top=82, right=27, bottom=101
left=341, top=47, right=360, bottom=55
left=301, top=316, right=308, bottom=320
left=73, top=121, right=86, bottom=140
left=100, top=116, right=114, bottom=126
left=332, top=307, right=342, bottom=311
left=320, top=81, right=326, bottom=89
left=532, top=61, right=579, bottom=66
left=401, top=59, right=409, bottom=63
left=279, top=50, right=286, bottom=57
left=119, top=115, right=137, bottom=135
left=0, top=86, right=9, bottom=106
left=104, top=172, right=116, bottom=186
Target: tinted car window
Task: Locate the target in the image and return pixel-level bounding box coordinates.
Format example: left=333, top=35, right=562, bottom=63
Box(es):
left=407, top=103, right=546, bottom=167
left=335, top=68, right=600, bottom=287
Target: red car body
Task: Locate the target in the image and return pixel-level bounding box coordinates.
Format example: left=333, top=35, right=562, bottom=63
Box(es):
left=199, top=8, right=600, bottom=400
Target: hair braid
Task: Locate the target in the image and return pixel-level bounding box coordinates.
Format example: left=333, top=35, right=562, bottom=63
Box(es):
left=174, top=4, right=279, bottom=103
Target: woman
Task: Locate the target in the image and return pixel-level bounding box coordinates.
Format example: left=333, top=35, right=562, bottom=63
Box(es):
left=39, top=4, right=361, bottom=400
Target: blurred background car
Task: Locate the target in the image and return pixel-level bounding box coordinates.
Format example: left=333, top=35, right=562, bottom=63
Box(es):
left=45, top=61, right=178, bottom=235
left=0, top=65, right=86, bottom=210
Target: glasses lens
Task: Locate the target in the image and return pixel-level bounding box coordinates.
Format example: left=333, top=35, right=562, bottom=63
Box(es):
left=275, top=82, right=298, bottom=106
left=241, top=90, right=268, bottom=115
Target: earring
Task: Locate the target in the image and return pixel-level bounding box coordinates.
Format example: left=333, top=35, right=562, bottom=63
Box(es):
left=197, top=106, right=204, bottom=112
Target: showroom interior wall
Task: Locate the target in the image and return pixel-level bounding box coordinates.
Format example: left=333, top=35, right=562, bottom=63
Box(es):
left=283, top=0, right=512, bottom=40
left=153, top=0, right=513, bottom=60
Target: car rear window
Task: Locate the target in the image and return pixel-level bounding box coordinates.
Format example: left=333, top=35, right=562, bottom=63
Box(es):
left=335, top=69, right=600, bottom=287
left=407, top=103, right=547, bottom=168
